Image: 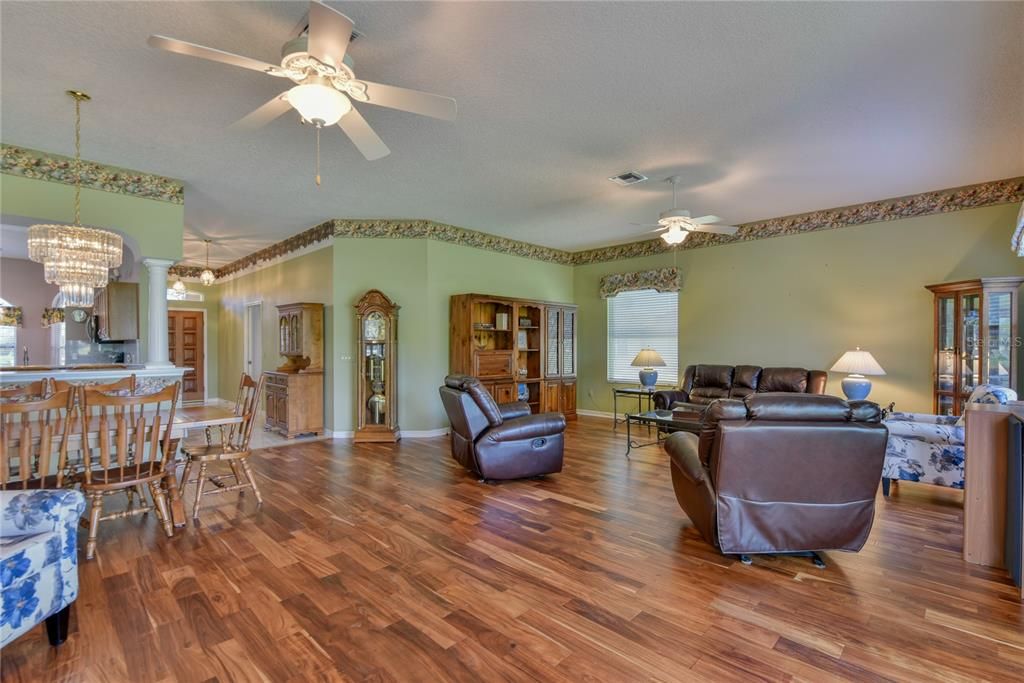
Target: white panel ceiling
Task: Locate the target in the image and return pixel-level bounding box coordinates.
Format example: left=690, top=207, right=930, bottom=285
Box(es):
left=2, top=1, right=1022, bottom=265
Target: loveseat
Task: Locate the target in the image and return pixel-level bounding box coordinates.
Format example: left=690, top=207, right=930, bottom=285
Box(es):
left=653, top=364, right=828, bottom=412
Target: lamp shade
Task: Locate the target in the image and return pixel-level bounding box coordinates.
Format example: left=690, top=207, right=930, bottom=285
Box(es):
left=830, top=348, right=885, bottom=376
left=631, top=348, right=667, bottom=368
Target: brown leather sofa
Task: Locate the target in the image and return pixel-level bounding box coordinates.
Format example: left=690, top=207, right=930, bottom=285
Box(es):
left=439, top=374, right=566, bottom=480
left=664, top=393, right=887, bottom=566
left=653, top=364, right=827, bottom=412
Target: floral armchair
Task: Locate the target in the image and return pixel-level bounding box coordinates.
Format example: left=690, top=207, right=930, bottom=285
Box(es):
left=882, top=384, right=1018, bottom=494
left=1, top=489, right=85, bottom=648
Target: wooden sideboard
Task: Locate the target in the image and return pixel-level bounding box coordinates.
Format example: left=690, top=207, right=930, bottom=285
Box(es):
left=964, top=401, right=1024, bottom=590
left=264, top=371, right=324, bottom=438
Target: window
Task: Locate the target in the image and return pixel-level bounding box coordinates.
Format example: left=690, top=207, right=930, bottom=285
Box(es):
left=0, top=297, right=16, bottom=367
left=0, top=326, right=15, bottom=367
left=607, top=289, right=679, bottom=384
left=167, top=288, right=204, bottom=302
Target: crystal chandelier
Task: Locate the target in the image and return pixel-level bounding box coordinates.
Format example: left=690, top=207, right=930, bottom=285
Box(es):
left=28, top=91, right=122, bottom=307
left=199, top=240, right=216, bottom=286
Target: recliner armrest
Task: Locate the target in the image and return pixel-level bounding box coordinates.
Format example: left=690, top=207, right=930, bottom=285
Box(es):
left=653, top=390, right=689, bottom=410
left=498, top=401, right=532, bottom=421
left=484, top=413, right=566, bottom=443
left=664, top=432, right=709, bottom=484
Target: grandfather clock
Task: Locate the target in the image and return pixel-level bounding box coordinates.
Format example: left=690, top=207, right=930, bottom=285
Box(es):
left=354, top=290, right=400, bottom=443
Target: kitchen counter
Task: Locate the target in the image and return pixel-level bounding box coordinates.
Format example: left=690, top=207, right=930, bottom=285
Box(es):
left=1, top=364, right=188, bottom=386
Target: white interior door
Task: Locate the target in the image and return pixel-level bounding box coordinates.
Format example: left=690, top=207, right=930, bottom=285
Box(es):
left=244, top=302, right=262, bottom=380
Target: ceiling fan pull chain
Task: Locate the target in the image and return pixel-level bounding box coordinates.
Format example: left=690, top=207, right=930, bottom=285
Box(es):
left=315, top=124, right=321, bottom=187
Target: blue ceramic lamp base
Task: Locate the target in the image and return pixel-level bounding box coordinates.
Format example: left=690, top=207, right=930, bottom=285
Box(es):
left=638, top=369, right=658, bottom=389
left=840, top=374, right=872, bottom=400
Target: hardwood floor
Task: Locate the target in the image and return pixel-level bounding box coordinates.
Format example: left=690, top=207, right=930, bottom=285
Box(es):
left=3, top=417, right=1023, bottom=682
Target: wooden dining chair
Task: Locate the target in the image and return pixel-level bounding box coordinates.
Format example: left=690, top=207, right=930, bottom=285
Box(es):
left=0, top=380, right=50, bottom=402
left=0, top=390, right=76, bottom=490
left=180, top=373, right=266, bottom=522
left=78, top=382, right=180, bottom=559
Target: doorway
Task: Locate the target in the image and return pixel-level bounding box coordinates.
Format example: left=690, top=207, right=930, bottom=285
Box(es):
left=244, top=302, right=262, bottom=381
left=168, top=309, right=206, bottom=403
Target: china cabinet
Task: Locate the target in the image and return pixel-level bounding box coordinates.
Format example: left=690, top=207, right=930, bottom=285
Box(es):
left=926, top=277, right=1024, bottom=416
left=450, top=293, right=576, bottom=418
left=265, top=302, right=324, bottom=437
left=354, top=290, right=400, bottom=443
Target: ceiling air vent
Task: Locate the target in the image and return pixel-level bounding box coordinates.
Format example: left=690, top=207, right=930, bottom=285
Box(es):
left=608, top=171, right=648, bottom=186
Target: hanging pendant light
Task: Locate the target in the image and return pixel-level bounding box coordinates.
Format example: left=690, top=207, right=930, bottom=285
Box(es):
left=27, top=91, right=123, bottom=308
left=172, top=275, right=187, bottom=294
left=199, top=240, right=216, bottom=286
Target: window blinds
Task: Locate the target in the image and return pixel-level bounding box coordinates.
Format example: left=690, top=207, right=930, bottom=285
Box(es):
left=606, top=289, right=679, bottom=384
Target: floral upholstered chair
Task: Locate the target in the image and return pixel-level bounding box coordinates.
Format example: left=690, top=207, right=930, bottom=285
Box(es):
left=881, top=384, right=1018, bottom=494
left=1, top=490, right=86, bottom=647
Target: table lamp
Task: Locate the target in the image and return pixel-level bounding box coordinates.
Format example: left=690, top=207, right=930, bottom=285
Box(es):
left=631, top=348, right=666, bottom=388
left=830, top=347, right=885, bottom=400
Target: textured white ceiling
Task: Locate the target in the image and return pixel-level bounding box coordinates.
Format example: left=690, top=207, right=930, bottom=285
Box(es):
left=2, top=1, right=1022, bottom=266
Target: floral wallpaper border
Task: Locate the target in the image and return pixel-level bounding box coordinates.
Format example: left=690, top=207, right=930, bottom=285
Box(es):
left=0, top=144, right=184, bottom=204
left=169, top=176, right=1024, bottom=279
left=41, top=308, right=65, bottom=328
left=599, top=267, right=680, bottom=298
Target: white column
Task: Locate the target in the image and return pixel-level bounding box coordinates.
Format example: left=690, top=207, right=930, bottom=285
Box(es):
left=143, top=258, right=174, bottom=367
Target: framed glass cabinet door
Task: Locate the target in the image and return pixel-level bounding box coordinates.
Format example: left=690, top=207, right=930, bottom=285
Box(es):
left=985, top=290, right=1014, bottom=388
left=935, top=293, right=957, bottom=414
left=959, top=291, right=981, bottom=410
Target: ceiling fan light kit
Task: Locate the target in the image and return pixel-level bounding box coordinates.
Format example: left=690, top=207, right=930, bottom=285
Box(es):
left=627, top=175, right=740, bottom=246
left=148, top=1, right=456, bottom=185
left=288, top=76, right=352, bottom=127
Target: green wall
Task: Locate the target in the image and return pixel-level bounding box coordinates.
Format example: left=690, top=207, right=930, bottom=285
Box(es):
left=0, top=174, right=184, bottom=260
left=329, top=239, right=573, bottom=433
left=574, top=203, right=1024, bottom=415
left=216, top=247, right=334, bottom=424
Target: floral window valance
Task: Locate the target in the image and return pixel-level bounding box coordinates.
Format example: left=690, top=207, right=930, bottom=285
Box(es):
left=599, top=267, right=680, bottom=299
left=0, top=305, right=23, bottom=327
left=41, top=308, right=65, bottom=328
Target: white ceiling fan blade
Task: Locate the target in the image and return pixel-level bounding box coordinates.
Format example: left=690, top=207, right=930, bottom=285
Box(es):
left=360, top=81, right=457, bottom=121
left=228, top=94, right=292, bottom=131
left=147, top=35, right=282, bottom=75
left=691, top=215, right=722, bottom=225
left=693, top=224, right=740, bottom=236
left=647, top=227, right=668, bottom=233
left=338, top=108, right=390, bottom=160
left=307, top=1, right=354, bottom=71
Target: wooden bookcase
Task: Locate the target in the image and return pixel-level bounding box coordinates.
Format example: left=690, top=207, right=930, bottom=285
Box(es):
left=450, top=294, right=577, bottom=419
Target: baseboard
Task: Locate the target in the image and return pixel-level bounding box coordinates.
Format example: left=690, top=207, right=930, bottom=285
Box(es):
left=206, top=397, right=232, bottom=408
left=403, top=428, right=450, bottom=438
left=329, top=428, right=449, bottom=439
left=576, top=409, right=615, bottom=420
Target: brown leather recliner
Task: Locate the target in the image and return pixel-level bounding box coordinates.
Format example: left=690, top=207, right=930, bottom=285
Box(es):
left=439, top=374, right=566, bottom=480
left=653, top=364, right=827, bottom=411
left=664, top=393, right=887, bottom=565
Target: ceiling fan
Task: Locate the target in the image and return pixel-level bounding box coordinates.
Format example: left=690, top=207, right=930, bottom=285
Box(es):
left=633, top=176, right=739, bottom=245
left=147, top=1, right=456, bottom=182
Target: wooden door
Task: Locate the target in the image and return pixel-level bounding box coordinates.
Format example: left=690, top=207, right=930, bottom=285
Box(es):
left=168, top=310, right=205, bottom=403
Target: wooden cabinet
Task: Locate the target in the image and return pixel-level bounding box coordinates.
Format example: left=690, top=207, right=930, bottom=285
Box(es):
left=276, top=303, right=324, bottom=372
left=264, top=371, right=323, bottom=438
left=94, top=282, right=139, bottom=341
left=927, top=278, right=1024, bottom=416
left=451, top=294, right=576, bottom=417
left=267, top=302, right=325, bottom=438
